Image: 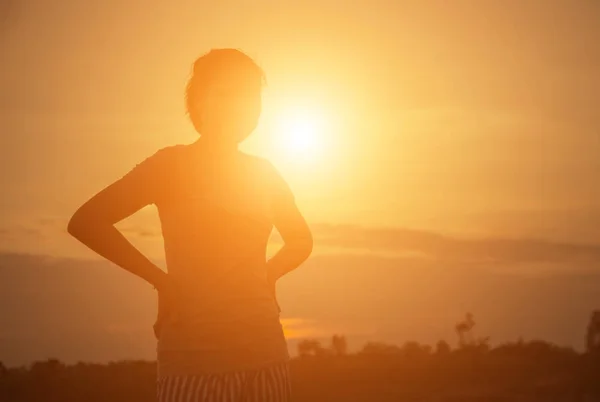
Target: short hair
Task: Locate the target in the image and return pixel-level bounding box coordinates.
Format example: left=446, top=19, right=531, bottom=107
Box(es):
left=185, top=48, right=266, bottom=131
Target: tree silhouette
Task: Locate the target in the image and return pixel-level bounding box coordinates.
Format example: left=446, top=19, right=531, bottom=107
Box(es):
left=455, top=312, right=476, bottom=348
left=297, top=339, right=312, bottom=358
left=1, top=335, right=600, bottom=402
left=297, top=339, right=327, bottom=358
left=330, top=334, right=348, bottom=356
left=585, top=310, right=600, bottom=354
left=400, top=341, right=431, bottom=360
left=30, top=358, right=64, bottom=376
left=435, top=340, right=451, bottom=356
left=359, top=342, right=401, bottom=355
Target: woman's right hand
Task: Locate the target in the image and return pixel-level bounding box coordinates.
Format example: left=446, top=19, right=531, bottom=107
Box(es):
left=153, top=274, right=182, bottom=339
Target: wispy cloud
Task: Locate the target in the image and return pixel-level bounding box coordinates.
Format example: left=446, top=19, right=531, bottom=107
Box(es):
left=117, top=222, right=600, bottom=265
left=4, top=216, right=600, bottom=267
left=281, top=318, right=320, bottom=339
left=310, top=223, right=600, bottom=265
left=0, top=224, right=46, bottom=240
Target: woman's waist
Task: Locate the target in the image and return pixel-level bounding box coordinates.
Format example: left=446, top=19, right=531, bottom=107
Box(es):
left=157, top=313, right=287, bottom=352
left=165, top=250, right=267, bottom=278
left=157, top=341, right=290, bottom=376
left=175, top=298, right=280, bottom=323
left=168, top=262, right=269, bottom=292
left=157, top=295, right=281, bottom=337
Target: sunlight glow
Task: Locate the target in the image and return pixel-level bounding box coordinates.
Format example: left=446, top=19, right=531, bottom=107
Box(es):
left=274, top=104, right=328, bottom=163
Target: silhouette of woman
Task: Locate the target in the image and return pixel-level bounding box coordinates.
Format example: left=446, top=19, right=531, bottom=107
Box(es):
left=67, top=48, right=313, bottom=402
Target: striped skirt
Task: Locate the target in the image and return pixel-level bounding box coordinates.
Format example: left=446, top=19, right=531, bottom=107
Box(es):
left=157, top=361, right=291, bottom=402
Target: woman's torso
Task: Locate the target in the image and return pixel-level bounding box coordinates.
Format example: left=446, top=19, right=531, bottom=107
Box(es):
left=150, top=144, right=289, bottom=376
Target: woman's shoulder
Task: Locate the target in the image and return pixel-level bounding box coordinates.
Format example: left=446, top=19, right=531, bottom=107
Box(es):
left=140, top=144, right=187, bottom=168
left=153, top=144, right=187, bottom=159
left=237, top=153, right=292, bottom=197
left=237, top=152, right=281, bottom=175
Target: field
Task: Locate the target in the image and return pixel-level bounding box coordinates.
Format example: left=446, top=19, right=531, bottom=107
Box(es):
left=2, top=339, right=600, bottom=402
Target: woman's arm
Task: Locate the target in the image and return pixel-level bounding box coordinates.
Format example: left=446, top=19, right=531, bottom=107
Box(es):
left=67, top=153, right=169, bottom=291
left=266, top=164, right=313, bottom=285
left=266, top=201, right=313, bottom=284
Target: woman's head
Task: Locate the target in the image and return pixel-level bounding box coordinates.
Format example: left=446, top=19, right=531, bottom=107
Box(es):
left=185, top=49, right=265, bottom=145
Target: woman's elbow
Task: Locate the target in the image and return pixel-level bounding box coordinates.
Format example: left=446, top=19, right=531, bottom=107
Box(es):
left=297, top=232, right=314, bottom=261
left=67, top=212, right=85, bottom=239
left=67, top=209, right=95, bottom=240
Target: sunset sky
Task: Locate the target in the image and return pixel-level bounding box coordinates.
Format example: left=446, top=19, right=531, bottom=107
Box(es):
left=1, top=0, right=600, bottom=366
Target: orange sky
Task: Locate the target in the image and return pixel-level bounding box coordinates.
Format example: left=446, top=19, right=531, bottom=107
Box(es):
left=1, top=1, right=600, bottom=364
left=2, top=1, right=600, bottom=259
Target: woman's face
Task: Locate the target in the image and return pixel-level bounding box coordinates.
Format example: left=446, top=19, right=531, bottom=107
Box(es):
left=193, top=71, right=262, bottom=144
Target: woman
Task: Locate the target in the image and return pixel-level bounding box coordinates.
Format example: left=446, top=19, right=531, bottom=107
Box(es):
left=67, top=48, right=313, bottom=402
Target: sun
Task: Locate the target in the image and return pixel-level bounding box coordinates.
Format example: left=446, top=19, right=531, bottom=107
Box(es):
left=274, top=105, right=327, bottom=162
left=284, top=119, right=319, bottom=152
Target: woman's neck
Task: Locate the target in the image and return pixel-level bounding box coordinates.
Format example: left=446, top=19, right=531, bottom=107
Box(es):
left=192, top=136, right=239, bottom=157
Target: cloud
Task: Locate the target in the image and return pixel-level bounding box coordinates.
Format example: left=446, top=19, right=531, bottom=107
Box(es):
left=117, top=224, right=160, bottom=238
left=281, top=318, right=321, bottom=339
left=4, top=212, right=600, bottom=267
left=310, top=223, right=600, bottom=265
left=37, top=217, right=66, bottom=228
left=0, top=224, right=46, bottom=240
left=114, top=221, right=600, bottom=266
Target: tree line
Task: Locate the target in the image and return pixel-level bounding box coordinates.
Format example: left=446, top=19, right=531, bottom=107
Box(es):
left=2, top=311, right=600, bottom=401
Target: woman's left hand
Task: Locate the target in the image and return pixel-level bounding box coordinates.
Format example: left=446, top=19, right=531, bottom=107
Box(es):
left=267, top=272, right=281, bottom=313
